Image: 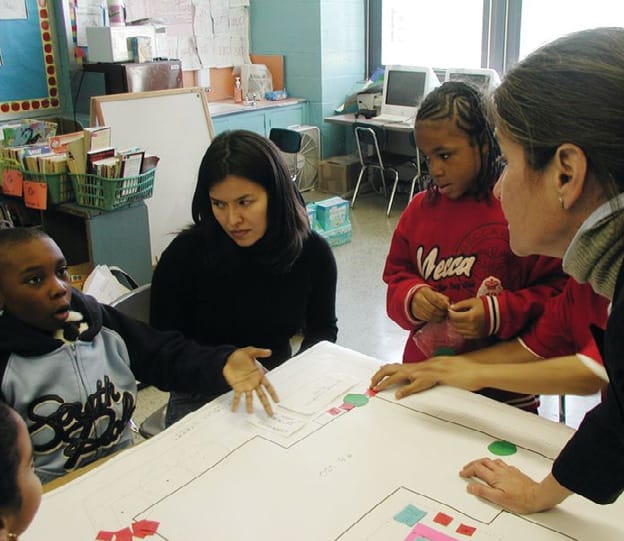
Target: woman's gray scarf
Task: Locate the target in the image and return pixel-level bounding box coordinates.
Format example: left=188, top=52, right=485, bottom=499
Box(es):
left=563, top=196, right=624, bottom=301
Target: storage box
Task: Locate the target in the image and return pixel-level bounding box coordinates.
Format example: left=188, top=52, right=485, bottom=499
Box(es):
left=314, top=196, right=350, bottom=231
left=70, top=169, right=155, bottom=211
left=67, top=262, right=94, bottom=291
left=318, top=222, right=352, bottom=247
left=23, top=171, right=75, bottom=205
left=306, top=203, right=317, bottom=228
left=86, top=26, right=156, bottom=63
left=318, top=155, right=360, bottom=195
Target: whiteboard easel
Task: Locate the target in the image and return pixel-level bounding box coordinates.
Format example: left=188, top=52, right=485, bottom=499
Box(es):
left=91, top=88, right=214, bottom=263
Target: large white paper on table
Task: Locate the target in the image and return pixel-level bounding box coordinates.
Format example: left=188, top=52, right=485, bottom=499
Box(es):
left=24, top=342, right=624, bottom=541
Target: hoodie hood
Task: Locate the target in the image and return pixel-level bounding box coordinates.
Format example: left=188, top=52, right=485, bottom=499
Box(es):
left=0, top=289, right=103, bottom=357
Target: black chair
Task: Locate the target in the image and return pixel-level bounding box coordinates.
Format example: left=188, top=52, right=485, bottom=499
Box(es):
left=110, top=283, right=151, bottom=323
left=269, top=127, right=303, bottom=185
left=386, top=131, right=425, bottom=215
left=111, top=284, right=167, bottom=439
left=351, top=123, right=419, bottom=216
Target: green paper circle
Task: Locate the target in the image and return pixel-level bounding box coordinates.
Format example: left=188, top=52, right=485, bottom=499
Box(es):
left=433, top=347, right=455, bottom=357
left=488, top=440, right=517, bottom=456
left=343, top=393, right=369, bottom=407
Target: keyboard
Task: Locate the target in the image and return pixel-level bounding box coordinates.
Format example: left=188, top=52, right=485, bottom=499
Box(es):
left=374, top=114, right=416, bottom=127
left=373, top=113, right=408, bottom=123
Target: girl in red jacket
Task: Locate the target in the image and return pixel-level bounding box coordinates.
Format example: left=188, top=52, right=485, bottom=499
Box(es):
left=383, top=81, right=566, bottom=411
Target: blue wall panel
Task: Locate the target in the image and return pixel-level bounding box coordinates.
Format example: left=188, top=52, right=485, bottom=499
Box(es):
left=251, top=0, right=364, bottom=157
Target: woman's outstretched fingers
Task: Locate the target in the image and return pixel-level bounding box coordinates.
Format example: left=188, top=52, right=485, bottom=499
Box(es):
left=263, top=376, right=279, bottom=403
left=256, top=385, right=274, bottom=417
left=245, top=391, right=254, bottom=413
left=231, top=390, right=242, bottom=413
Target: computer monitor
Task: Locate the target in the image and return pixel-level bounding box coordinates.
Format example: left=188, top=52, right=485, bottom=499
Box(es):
left=433, top=68, right=447, bottom=84
left=444, top=67, right=501, bottom=91
left=380, top=65, right=440, bottom=118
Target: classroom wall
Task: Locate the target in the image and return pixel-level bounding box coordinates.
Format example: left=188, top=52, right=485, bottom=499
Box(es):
left=0, top=1, right=73, bottom=122
left=250, top=0, right=365, bottom=157
left=3, top=1, right=364, bottom=154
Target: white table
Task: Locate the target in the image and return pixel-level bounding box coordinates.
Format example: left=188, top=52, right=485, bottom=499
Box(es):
left=25, top=342, right=623, bottom=541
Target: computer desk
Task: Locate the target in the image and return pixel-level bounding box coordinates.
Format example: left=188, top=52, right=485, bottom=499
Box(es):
left=25, top=341, right=624, bottom=541
left=324, top=112, right=415, bottom=132
left=324, top=112, right=417, bottom=157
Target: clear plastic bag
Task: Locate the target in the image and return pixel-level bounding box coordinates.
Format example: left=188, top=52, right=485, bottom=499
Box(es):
left=240, top=63, right=273, bottom=99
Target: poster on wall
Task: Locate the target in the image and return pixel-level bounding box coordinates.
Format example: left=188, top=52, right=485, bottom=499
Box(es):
left=0, top=0, right=28, bottom=19
left=0, top=0, right=60, bottom=116
left=123, top=0, right=250, bottom=69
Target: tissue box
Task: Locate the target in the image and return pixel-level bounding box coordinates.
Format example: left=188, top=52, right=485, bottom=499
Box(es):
left=315, top=196, right=350, bottom=230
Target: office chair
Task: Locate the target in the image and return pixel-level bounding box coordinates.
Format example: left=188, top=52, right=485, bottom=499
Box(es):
left=110, top=284, right=167, bottom=439
left=110, top=283, right=150, bottom=395
left=110, top=282, right=150, bottom=321
left=269, top=127, right=303, bottom=185
left=351, top=123, right=419, bottom=217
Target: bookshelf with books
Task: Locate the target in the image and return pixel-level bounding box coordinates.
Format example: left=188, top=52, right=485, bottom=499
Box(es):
left=1, top=119, right=153, bottom=284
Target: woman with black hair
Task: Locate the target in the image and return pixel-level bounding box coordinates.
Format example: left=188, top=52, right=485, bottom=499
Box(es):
left=151, top=129, right=338, bottom=426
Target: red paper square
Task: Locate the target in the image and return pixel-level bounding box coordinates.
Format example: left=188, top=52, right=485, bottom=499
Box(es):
left=95, top=532, right=114, bottom=541
left=114, top=527, right=133, bottom=541
left=433, top=512, right=453, bottom=526
left=132, top=519, right=160, bottom=537
left=456, top=523, right=476, bottom=536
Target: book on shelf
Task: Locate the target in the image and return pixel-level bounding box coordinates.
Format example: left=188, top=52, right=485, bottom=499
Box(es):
left=86, top=147, right=116, bottom=175
left=140, top=154, right=160, bottom=173
left=1, top=143, right=51, bottom=169
left=92, top=156, right=121, bottom=178
left=83, top=126, right=112, bottom=152
left=119, top=149, right=144, bottom=178
left=38, top=154, right=69, bottom=175
left=22, top=147, right=55, bottom=173
left=48, top=131, right=84, bottom=154
left=1, top=119, right=48, bottom=147
left=66, top=134, right=87, bottom=175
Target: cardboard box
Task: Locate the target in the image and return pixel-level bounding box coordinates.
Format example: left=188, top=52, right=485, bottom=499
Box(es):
left=315, top=196, right=350, bottom=230
left=318, top=155, right=360, bottom=195
left=67, top=262, right=94, bottom=291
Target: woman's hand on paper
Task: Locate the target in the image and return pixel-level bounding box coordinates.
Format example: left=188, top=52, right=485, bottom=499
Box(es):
left=223, top=347, right=279, bottom=417
left=370, top=357, right=483, bottom=398
left=410, top=287, right=450, bottom=322
left=459, top=459, right=571, bottom=513
left=370, top=361, right=439, bottom=398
